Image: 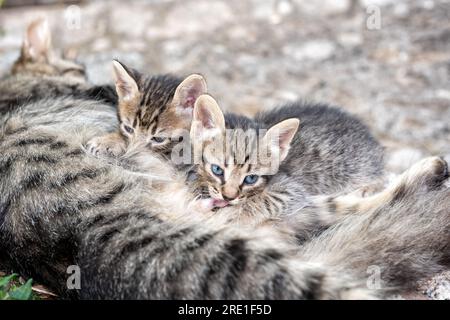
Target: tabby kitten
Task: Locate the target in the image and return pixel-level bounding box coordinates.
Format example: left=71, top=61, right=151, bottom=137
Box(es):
left=86, top=60, right=207, bottom=157
left=189, top=95, right=384, bottom=228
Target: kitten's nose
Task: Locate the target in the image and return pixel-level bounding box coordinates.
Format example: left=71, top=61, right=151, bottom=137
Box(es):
left=222, top=194, right=238, bottom=201
left=222, top=187, right=239, bottom=201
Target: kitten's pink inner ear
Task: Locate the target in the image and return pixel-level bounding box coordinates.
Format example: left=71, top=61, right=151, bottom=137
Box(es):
left=194, top=95, right=225, bottom=129
left=192, top=95, right=225, bottom=141
left=197, top=104, right=214, bottom=128
left=174, top=74, right=207, bottom=110
left=24, top=18, right=52, bottom=60
left=265, top=118, right=300, bottom=161
left=185, top=95, right=196, bottom=109
left=279, top=129, right=295, bottom=147
left=112, top=61, right=139, bottom=101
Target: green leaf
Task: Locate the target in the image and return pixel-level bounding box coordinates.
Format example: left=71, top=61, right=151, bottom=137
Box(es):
left=0, top=274, right=17, bottom=288
left=8, top=279, right=33, bottom=300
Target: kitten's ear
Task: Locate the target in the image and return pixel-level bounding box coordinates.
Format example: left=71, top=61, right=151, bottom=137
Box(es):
left=191, top=95, right=225, bottom=142
left=263, top=118, right=299, bottom=162
left=112, top=60, right=140, bottom=103
left=21, top=18, right=52, bottom=61
left=172, top=74, right=207, bottom=113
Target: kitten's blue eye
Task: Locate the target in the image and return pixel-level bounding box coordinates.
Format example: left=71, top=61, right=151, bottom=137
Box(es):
left=244, top=175, right=259, bottom=185
left=211, top=164, right=224, bottom=176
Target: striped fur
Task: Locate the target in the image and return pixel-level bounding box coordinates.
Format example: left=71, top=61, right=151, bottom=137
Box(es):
left=0, top=20, right=449, bottom=300
left=190, top=96, right=385, bottom=236
left=0, top=104, right=368, bottom=299
left=0, top=17, right=116, bottom=116
left=86, top=61, right=207, bottom=158
left=77, top=154, right=450, bottom=299
left=301, top=157, right=450, bottom=291
left=0, top=101, right=446, bottom=299
left=1, top=93, right=449, bottom=298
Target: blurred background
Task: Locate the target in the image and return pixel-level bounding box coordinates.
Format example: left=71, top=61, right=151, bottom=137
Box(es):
left=0, top=0, right=449, bottom=176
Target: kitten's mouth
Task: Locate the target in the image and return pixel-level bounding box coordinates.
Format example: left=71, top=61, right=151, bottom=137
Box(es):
left=212, top=199, right=229, bottom=208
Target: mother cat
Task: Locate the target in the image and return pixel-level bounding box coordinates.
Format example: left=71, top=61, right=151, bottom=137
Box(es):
left=0, top=20, right=449, bottom=299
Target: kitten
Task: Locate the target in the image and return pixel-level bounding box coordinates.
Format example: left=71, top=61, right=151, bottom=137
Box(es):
left=86, top=60, right=207, bottom=157
left=189, top=95, right=384, bottom=229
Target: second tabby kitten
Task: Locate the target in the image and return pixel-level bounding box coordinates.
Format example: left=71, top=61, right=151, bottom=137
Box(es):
left=189, top=95, right=384, bottom=228
left=86, top=61, right=207, bottom=157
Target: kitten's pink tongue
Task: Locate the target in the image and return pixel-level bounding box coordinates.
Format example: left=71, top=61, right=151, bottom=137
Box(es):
left=213, top=199, right=229, bottom=208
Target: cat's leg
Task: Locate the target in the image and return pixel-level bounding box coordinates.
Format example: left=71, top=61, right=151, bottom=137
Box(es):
left=301, top=157, right=450, bottom=293
left=86, top=131, right=127, bottom=157
left=311, top=156, right=448, bottom=219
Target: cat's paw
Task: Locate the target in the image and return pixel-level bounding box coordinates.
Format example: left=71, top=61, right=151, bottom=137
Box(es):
left=86, top=136, right=125, bottom=157
left=404, top=156, right=448, bottom=191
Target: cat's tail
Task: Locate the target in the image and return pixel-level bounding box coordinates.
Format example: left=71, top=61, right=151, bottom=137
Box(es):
left=300, top=157, right=450, bottom=294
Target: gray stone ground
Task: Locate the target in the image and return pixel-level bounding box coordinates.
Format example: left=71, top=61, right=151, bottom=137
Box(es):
left=0, top=0, right=449, bottom=299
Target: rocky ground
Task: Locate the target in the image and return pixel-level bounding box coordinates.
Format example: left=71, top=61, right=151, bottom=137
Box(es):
left=0, top=0, right=449, bottom=299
